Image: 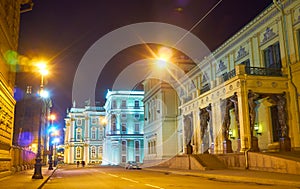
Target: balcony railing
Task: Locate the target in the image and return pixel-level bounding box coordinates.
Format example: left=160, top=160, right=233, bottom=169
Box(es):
left=200, top=84, right=210, bottom=94
left=246, top=67, right=282, bottom=76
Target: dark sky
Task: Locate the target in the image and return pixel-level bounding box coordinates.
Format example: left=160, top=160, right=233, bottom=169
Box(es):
left=18, top=0, right=273, bottom=125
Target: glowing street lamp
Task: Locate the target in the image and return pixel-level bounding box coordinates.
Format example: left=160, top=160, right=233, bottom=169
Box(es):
left=155, top=47, right=173, bottom=69
left=32, top=61, right=50, bottom=179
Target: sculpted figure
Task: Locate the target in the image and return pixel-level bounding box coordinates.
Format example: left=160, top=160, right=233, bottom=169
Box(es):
left=199, top=108, right=210, bottom=141
left=222, top=99, right=233, bottom=140
left=206, top=104, right=213, bottom=143
left=248, top=90, right=259, bottom=136
left=276, top=93, right=288, bottom=137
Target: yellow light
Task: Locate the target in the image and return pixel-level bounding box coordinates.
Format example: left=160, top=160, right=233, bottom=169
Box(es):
left=101, top=117, right=107, bottom=125
left=158, top=47, right=173, bottom=61
left=36, top=61, right=49, bottom=75
left=155, top=47, right=173, bottom=69
left=49, top=114, right=56, bottom=121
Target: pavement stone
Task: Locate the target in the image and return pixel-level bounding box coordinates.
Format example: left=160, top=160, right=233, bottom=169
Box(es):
left=1, top=165, right=300, bottom=188
left=0, top=166, right=57, bottom=189
left=144, top=167, right=300, bottom=187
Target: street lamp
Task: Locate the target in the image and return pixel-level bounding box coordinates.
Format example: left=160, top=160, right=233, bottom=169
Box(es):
left=32, top=61, right=49, bottom=179
left=52, top=137, right=60, bottom=167
left=47, top=114, right=56, bottom=170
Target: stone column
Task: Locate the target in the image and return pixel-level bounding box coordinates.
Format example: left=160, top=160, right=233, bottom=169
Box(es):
left=236, top=87, right=251, bottom=152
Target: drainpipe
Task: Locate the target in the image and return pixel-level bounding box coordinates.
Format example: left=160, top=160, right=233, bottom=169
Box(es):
left=273, top=0, right=300, bottom=133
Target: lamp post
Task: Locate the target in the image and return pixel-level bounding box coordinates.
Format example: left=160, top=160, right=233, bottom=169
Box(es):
left=48, top=114, right=56, bottom=170
left=32, top=62, right=48, bottom=179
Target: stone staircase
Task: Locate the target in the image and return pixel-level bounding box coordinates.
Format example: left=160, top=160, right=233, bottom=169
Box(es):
left=192, top=154, right=226, bottom=170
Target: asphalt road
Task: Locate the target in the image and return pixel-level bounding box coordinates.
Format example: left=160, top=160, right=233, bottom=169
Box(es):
left=42, top=166, right=294, bottom=189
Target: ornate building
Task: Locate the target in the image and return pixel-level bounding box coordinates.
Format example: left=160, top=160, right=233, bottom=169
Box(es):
left=143, top=0, right=300, bottom=163
left=64, top=104, right=106, bottom=164
left=102, top=90, right=144, bottom=165
left=0, top=0, right=33, bottom=175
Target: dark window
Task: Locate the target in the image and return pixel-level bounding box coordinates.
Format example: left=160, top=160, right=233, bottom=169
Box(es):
left=134, top=100, right=139, bottom=108
left=263, top=42, right=282, bottom=69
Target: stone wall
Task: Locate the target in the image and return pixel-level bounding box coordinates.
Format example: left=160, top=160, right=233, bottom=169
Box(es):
left=217, top=152, right=300, bottom=175
left=10, top=146, right=35, bottom=174
left=156, top=155, right=205, bottom=170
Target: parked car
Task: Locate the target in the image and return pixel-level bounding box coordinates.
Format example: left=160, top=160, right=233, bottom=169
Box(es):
left=125, top=161, right=141, bottom=170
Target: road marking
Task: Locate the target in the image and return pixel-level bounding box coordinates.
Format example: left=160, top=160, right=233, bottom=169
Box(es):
left=121, top=177, right=139, bottom=183
left=108, top=174, right=119, bottom=178
left=145, top=184, right=165, bottom=189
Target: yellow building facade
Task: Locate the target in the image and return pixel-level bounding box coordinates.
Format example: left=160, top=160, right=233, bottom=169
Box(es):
left=0, top=0, right=33, bottom=174
left=144, top=0, right=300, bottom=160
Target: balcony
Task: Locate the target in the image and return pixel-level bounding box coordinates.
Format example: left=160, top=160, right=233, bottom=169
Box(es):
left=245, top=66, right=282, bottom=76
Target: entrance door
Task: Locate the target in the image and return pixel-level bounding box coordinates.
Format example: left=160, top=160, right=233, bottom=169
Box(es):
left=270, top=106, right=281, bottom=142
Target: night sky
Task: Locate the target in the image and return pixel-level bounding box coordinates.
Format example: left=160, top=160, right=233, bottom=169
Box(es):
left=18, top=0, right=273, bottom=126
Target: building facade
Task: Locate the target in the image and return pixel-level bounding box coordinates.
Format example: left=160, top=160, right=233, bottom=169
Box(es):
left=64, top=105, right=106, bottom=164
left=103, top=90, right=144, bottom=165
left=144, top=0, right=300, bottom=161
left=0, top=0, right=33, bottom=174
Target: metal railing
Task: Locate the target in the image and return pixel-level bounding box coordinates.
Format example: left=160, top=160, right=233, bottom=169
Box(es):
left=246, top=67, right=282, bottom=76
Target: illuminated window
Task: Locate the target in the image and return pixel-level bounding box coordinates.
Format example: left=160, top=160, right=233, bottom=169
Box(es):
left=122, top=141, right=126, bottom=152
left=135, top=141, right=139, bottom=153
left=263, top=42, right=281, bottom=69
left=134, top=100, right=139, bottom=108
left=134, top=123, right=139, bottom=133
left=76, top=119, right=82, bottom=126
left=76, top=128, right=82, bottom=141
left=91, top=127, right=96, bottom=140
left=122, top=156, right=126, bottom=163
left=76, top=147, right=81, bottom=159
left=135, top=156, right=140, bottom=162
left=121, top=100, right=126, bottom=108
left=91, top=118, right=97, bottom=124
left=91, top=146, right=96, bottom=158
left=121, top=114, right=127, bottom=119
left=112, top=100, right=117, bottom=109
left=98, top=146, right=103, bottom=154
left=111, top=115, right=116, bottom=132
left=26, top=86, right=32, bottom=94
left=121, top=123, right=126, bottom=133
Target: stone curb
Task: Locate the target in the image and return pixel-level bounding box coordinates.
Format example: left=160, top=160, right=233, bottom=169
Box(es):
left=37, top=166, right=59, bottom=189
left=144, top=168, right=300, bottom=187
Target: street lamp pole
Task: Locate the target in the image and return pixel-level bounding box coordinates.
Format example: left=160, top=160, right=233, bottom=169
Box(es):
left=32, top=61, right=48, bottom=179
left=48, top=114, right=55, bottom=170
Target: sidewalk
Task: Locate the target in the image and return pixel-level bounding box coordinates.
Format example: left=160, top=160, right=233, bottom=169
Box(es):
left=144, top=167, right=300, bottom=187
left=0, top=166, right=57, bottom=189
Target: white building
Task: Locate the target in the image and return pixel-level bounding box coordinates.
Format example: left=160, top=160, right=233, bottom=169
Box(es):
left=102, top=90, right=144, bottom=165
left=64, top=105, right=106, bottom=164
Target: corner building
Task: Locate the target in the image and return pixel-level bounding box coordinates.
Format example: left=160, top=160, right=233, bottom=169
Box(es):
left=64, top=105, right=106, bottom=164
left=102, top=90, right=144, bottom=165
left=143, top=0, right=300, bottom=161
left=0, top=0, right=33, bottom=174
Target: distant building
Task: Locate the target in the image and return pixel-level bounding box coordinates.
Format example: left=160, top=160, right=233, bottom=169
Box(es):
left=13, top=79, right=52, bottom=163
left=64, top=104, right=106, bottom=164
left=102, top=90, right=144, bottom=165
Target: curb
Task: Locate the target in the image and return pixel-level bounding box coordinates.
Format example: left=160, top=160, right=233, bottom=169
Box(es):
left=144, top=168, right=300, bottom=187
left=37, top=167, right=58, bottom=189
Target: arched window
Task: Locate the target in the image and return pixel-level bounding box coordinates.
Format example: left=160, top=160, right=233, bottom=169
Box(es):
left=76, top=128, right=82, bottom=141
left=91, top=146, right=96, bottom=158
left=91, top=127, right=96, bottom=140
left=76, top=146, right=81, bottom=159
left=98, top=146, right=103, bottom=156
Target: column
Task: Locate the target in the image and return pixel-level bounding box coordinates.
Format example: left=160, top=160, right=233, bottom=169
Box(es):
left=236, top=87, right=251, bottom=152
